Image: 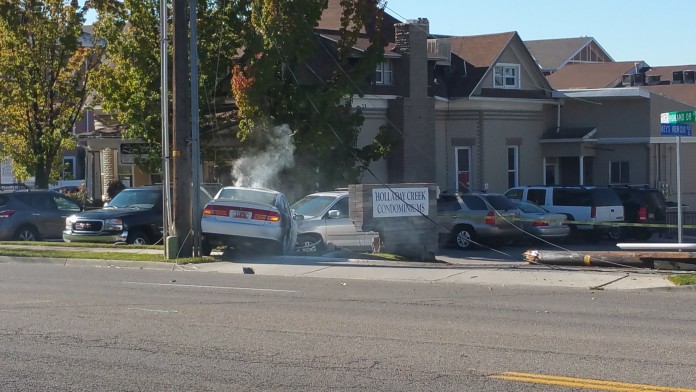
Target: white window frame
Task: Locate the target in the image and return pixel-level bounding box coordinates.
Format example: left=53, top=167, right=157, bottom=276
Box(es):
left=493, top=63, right=520, bottom=89
left=543, top=157, right=558, bottom=186
left=117, top=162, right=133, bottom=187
left=507, top=146, right=519, bottom=188
left=609, top=161, right=630, bottom=184
left=454, top=146, right=472, bottom=192
left=375, top=60, right=393, bottom=85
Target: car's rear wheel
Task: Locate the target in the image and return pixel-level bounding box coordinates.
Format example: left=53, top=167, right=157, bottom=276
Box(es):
left=13, top=225, right=38, bottom=241
left=607, top=226, right=624, bottom=241
left=201, top=239, right=213, bottom=256
left=127, top=230, right=150, bottom=245
left=452, top=226, right=476, bottom=250
left=296, top=234, right=325, bottom=253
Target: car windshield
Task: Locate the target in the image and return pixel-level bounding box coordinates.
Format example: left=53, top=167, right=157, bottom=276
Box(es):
left=215, top=188, right=277, bottom=206
left=518, top=201, right=547, bottom=214
left=107, top=189, right=161, bottom=209
left=292, top=195, right=338, bottom=218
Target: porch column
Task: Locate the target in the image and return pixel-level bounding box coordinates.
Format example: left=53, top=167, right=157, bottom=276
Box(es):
left=579, top=155, right=584, bottom=185
left=101, top=148, right=116, bottom=201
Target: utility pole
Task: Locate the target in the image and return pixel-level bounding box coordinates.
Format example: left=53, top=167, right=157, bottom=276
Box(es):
left=172, top=0, right=192, bottom=257
left=189, top=0, right=201, bottom=257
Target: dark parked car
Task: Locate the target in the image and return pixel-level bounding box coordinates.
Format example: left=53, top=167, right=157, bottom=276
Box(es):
left=0, top=189, right=82, bottom=241
left=609, top=185, right=667, bottom=241
left=63, top=186, right=212, bottom=245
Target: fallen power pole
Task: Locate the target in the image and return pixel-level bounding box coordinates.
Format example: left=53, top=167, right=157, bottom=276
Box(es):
left=524, top=250, right=696, bottom=268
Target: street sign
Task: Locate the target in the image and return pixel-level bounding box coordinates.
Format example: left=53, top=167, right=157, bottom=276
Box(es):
left=660, top=123, right=693, bottom=136
left=660, top=110, right=696, bottom=124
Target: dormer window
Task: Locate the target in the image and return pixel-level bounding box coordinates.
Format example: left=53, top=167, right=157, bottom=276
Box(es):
left=494, top=64, right=520, bottom=89
left=375, top=60, right=393, bottom=85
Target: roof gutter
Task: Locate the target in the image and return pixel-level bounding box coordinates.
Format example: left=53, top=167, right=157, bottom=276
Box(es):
left=553, top=87, right=651, bottom=99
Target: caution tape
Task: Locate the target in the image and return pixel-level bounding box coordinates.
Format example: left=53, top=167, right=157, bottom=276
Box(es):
left=438, top=213, right=694, bottom=229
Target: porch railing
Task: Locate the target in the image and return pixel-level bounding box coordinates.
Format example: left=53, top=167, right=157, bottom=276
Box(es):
left=663, top=209, right=696, bottom=238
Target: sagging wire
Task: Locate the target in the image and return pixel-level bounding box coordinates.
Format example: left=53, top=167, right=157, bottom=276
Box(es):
left=256, top=11, right=516, bottom=258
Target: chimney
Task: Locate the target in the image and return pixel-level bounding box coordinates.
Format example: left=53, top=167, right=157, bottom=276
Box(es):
left=394, top=18, right=429, bottom=97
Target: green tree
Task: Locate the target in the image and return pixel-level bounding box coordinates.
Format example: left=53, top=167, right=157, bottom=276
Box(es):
left=232, top=0, right=398, bottom=196
left=0, top=0, right=100, bottom=189
left=94, top=0, right=397, bottom=196
left=92, top=0, right=246, bottom=175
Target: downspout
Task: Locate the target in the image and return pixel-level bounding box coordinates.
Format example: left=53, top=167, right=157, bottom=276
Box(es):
left=556, top=101, right=561, bottom=133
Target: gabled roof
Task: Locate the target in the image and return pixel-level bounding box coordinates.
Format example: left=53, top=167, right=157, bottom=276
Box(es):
left=524, top=37, right=613, bottom=73
left=448, top=32, right=516, bottom=68
left=547, top=61, right=643, bottom=89
left=440, top=32, right=553, bottom=99
left=317, top=0, right=399, bottom=51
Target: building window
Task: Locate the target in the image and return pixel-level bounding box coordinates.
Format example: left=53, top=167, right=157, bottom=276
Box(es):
left=610, top=161, right=630, bottom=184
left=507, top=146, right=519, bottom=188
left=62, top=157, right=76, bottom=180
left=117, top=163, right=133, bottom=187
left=375, top=60, right=393, bottom=85
left=494, top=64, right=520, bottom=89
left=455, top=146, right=471, bottom=192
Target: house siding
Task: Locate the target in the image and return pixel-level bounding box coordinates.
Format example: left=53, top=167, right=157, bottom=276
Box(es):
left=435, top=104, right=554, bottom=193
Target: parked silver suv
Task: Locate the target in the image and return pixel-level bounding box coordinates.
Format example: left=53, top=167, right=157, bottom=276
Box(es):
left=292, top=190, right=378, bottom=252
left=437, top=192, right=522, bottom=250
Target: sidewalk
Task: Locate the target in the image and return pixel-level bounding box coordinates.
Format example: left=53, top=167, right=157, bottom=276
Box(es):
left=180, top=254, right=677, bottom=290
left=0, top=244, right=687, bottom=291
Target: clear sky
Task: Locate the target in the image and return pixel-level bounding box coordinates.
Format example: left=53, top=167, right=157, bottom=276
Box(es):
left=386, top=0, right=696, bottom=67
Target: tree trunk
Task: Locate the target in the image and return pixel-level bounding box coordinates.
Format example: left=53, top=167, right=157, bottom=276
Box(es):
left=34, top=160, right=50, bottom=189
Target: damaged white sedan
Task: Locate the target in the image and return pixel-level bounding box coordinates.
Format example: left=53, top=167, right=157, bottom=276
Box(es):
left=201, top=187, right=297, bottom=255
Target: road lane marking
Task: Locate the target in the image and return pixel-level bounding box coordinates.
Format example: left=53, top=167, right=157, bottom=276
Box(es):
left=491, top=372, right=696, bottom=392
left=128, top=308, right=178, bottom=313
left=123, top=281, right=298, bottom=293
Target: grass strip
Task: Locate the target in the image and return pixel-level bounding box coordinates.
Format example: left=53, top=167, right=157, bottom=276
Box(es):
left=0, top=241, right=163, bottom=250
left=668, top=274, right=696, bottom=286
left=0, top=247, right=217, bottom=264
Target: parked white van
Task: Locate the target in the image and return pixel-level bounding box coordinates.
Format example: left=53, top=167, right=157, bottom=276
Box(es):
left=504, top=186, right=624, bottom=241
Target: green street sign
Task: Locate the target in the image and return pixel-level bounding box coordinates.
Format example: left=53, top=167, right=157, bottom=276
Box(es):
left=661, top=110, right=696, bottom=124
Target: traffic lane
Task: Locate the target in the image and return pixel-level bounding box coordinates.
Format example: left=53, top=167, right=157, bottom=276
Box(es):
left=2, top=263, right=696, bottom=391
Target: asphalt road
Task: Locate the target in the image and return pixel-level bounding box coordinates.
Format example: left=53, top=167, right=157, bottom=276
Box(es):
left=1, top=261, right=696, bottom=391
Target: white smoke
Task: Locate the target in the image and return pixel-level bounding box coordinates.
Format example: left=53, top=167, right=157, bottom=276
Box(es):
left=232, top=124, right=296, bottom=188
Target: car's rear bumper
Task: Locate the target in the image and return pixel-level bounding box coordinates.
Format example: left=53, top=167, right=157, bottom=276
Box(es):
left=201, top=220, right=283, bottom=243
left=528, top=225, right=571, bottom=238
left=474, top=225, right=522, bottom=238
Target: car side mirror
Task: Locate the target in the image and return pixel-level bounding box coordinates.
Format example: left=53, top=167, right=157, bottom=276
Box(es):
left=294, top=214, right=304, bottom=221
left=328, top=210, right=340, bottom=219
